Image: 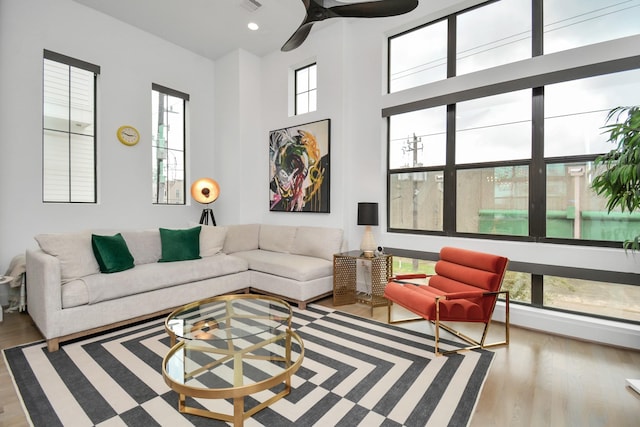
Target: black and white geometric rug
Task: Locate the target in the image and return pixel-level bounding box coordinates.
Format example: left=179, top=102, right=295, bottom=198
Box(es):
left=4, top=305, right=494, bottom=426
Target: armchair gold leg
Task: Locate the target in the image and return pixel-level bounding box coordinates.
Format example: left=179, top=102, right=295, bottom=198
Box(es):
left=387, top=300, right=423, bottom=324
left=434, top=291, right=510, bottom=356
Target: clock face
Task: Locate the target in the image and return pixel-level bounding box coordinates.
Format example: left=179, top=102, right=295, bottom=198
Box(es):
left=117, top=125, right=140, bottom=146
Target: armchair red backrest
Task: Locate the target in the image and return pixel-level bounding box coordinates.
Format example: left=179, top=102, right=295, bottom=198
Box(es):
left=431, top=247, right=508, bottom=293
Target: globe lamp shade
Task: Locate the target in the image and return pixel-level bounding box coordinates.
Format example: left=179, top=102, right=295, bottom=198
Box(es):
left=191, top=178, right=220, bottom=205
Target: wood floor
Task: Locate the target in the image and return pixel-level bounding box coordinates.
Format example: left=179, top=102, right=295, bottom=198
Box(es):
left=1, top=299, right=639, bottom=426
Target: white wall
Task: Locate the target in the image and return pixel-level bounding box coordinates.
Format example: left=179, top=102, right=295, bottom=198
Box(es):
left=0, top=0, right=216, bottom=275
left=257, top=21, right=349, bottom=235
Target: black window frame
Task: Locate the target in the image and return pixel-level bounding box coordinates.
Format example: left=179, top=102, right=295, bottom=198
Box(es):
left=294, top=63, right=317, bottom=115
left=42, top=49, right=100, bottom=204
left=385, top=0, right=640, bottom=250
left=152, top=83, right=189, bottom=205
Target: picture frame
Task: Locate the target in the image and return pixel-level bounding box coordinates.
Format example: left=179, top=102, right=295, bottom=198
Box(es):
left=269, top=118, right=330, bottom=213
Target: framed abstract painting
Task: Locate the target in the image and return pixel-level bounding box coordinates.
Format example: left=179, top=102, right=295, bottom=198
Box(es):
left=269, top=119, right=330, bottom=212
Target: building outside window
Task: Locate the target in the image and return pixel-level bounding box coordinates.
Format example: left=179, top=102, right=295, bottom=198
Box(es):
left=152, top=84, right=188, bottom=205
left=42, top=50, right=99, bottom=203
left=295, top=63, right=317, bottom=115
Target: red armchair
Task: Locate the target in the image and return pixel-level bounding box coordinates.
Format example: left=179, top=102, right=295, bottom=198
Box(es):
left=384, top=247, right=509, bottom=355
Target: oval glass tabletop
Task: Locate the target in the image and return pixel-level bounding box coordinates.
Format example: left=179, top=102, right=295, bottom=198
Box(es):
left=165, top=294, right=292, bottom=342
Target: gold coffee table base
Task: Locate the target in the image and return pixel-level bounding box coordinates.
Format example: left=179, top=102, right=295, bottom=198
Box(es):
left=168, top=332, right=304, bottom=425
left=162, top=295, right=304, bottom=426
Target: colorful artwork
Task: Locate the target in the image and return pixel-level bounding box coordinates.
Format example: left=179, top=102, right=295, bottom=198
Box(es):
left=269, top=119, right=330, bottom=212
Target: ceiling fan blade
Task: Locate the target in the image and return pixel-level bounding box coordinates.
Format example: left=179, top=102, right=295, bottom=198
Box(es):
left=329, top=0, right=419, bottom=18
left=281, top=22, right=314, bottom=52
left=281, top=0, right=419, bottom=52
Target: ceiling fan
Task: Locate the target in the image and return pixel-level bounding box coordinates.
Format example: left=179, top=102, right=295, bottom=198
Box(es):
left=281, top=0, right=419, bottom=52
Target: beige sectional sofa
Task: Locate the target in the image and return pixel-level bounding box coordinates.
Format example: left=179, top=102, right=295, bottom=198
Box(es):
left=26, top=223, right=343, bottom=351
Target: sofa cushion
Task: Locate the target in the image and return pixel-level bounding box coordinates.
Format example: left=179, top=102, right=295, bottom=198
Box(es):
left=291, top=226, right=343, bottom=261
left=61, top=279, right=90, bottom=308
left=121, top=230, right=161, bottom=265
left=232, top=250, right=332, bottom=282
left=189, top=223, right=227, bottom=257
left=223, top=224, right=260, bottom=253
left=159, top=226, right=201, bottom=262
left=35, top=231, right=99, bottom=282
left=259, top=224, right=296, bottom=253
left=91, top=233, right=135, bottom=273
left=199, top=225, right=227, bottom=257
left=78, top=254, right=249, bottom=305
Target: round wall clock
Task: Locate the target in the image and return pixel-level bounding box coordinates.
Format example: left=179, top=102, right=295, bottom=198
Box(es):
left=117, top=125, right=140, bottom=146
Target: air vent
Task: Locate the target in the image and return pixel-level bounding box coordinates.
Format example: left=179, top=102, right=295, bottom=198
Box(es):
left=240, top=0, right=262, bottom=12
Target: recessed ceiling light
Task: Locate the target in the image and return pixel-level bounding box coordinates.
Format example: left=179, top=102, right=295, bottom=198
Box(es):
left=248, top=22, right=259, bottom=31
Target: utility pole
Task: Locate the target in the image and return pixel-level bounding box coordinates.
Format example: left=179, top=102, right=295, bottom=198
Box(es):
left=403, top=133, right=423, bottom=269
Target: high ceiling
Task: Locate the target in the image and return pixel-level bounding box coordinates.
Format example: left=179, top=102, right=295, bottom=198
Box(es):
left=72, top=0, right=346, bottom=60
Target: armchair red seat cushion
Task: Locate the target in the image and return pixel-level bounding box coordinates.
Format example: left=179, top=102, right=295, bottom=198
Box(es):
left=384, top=247, right=508, bottom=322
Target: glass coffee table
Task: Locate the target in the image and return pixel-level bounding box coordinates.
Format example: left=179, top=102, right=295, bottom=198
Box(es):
left=162, top=294, right=304, bottom=426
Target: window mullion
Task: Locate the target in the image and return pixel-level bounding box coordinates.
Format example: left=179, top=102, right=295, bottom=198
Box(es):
left=67, top=65, right=72, bottom=202
left=532, top=0, right=543, bottom=56
left=443, top=104, right=456, bottom=233
left=530, top=86, right=545, bottom=239
left=447, top=16, right=456, bottom=78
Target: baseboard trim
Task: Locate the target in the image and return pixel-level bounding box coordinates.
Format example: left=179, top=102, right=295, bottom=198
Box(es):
left=491, top=302, right=640, bottom=350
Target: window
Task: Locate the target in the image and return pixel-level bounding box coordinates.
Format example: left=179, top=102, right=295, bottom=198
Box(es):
left=456, top=90, right=531, bottom=164
left=389, top=19, right=447, bottom=92
left=457, top=166, right=529, bottom=236
left=544, top=0, right=640, bottom=54
left=43, top=50, right=99, bottom=203
left=544, top=69, right=640, bottom=158
left=295, top=63, right=317, bottom=115
left=543, top=276, right=640, bottom=321
left=152, top=84, right=188, bottom=204
left=385, top=0, right=640, bottom=323
left=389, top=106, right=446, bottom=232
left=387, top=0, right=640, bottom=245
left=456, top=0, right=531, bottom=75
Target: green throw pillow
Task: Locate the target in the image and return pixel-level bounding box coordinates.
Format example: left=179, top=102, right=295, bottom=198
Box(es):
left=159, top=226, right=201, bottom=262
left=91, top=233, right=135, bottom=274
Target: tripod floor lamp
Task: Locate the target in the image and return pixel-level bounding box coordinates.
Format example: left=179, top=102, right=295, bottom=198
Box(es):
left=191, top=178, right=220, bottom=225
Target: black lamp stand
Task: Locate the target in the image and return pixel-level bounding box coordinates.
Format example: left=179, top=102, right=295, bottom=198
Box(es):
left=199, top=208, right=216, bottom=226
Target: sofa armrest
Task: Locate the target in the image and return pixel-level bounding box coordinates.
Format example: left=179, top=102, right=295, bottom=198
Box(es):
left=26, top=249, right=63, bottom=339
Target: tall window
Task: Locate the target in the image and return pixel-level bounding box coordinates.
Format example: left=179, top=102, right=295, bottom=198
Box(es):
left=387, top=0, right=640, bottom=245
left=385, top=0, right=640, bottom=324
left=152, top=84, right=188, bottom=205
left=43, top=50, right=98, bottom=203
left=295, top=63, right=317, bottom=115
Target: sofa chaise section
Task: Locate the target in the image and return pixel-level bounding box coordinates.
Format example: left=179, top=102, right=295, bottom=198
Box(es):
left=223, top=224, right=343, bottom=309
